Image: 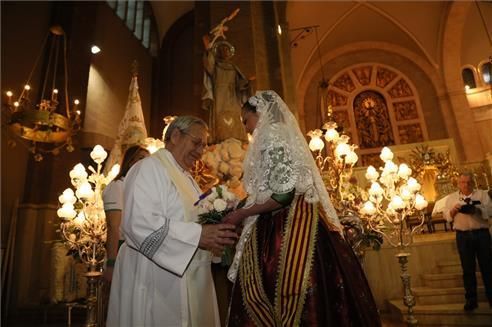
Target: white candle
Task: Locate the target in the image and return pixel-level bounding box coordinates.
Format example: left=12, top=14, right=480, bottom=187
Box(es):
left=407, top=177, right=421, bottom=192
left=6, top=91, right=12, bottom=105
left=344, top=150, right=358, bottom=165
left=369, top=182, right=384, bottom=196
left=365, top=165, right=379, bottom=181
left=76, top=181, right=94, bottom=199
left=415, top=194, right=428, bottom=210
left=90, top=144, right=108, bottom=164
left=308, top=135, right=324, bottom=152
left=57, top=203, right=77, bottom=219
left=52, top=89, right=58, bottom=101
left=389, top=195, right=405, bottom=210
left=69, top=163, right=88, bottom=180
left=380, top=147, right=394, bottom=162
left=397, top=163, right=412, bottom=179
left=361, top=201, right=377, bottom=215
left=324, top=128, right=339, bottom=142
left=399, top=186, right=413, bottom=201
left=383, top=161, right=398, bottom=174
left=335, top=143, right=350, bottom=159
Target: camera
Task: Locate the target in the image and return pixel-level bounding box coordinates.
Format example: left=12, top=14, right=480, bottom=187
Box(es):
left=458, top=198, right=481, bottom=215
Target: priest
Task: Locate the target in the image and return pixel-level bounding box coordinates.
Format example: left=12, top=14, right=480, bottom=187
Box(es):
left=107, top=116, right=238, bottom=326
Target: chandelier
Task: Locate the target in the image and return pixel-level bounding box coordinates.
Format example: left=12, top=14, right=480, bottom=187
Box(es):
left=57, top=145, right=117, bottom=326
left=3, top=25, right=80, bottom=161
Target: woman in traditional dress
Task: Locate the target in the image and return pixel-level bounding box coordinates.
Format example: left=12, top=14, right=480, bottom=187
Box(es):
left=223, top=90, right=381, bottom=326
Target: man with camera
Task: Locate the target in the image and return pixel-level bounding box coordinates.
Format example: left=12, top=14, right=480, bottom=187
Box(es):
left=444, top=172, right=492, bottom=311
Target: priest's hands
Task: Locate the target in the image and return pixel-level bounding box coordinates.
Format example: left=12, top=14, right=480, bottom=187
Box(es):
left=199, top=224, right=237, bottom=254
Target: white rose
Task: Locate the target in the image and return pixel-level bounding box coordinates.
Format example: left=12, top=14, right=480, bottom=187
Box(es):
left=222, top=189, right=237, bottom=202
left=208, top=188, right=218, bottom=201
left=213, top=198, right=227, bottom=212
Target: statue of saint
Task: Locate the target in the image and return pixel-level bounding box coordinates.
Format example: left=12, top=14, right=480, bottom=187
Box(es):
left=202, top=9, right=252, bottom=143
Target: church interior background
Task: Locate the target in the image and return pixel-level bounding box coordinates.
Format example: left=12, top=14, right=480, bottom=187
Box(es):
left=2, top=1, right=492, bottom=326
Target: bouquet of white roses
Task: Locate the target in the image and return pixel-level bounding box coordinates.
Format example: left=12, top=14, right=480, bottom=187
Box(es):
left=195, top=185, right=240, bottom=266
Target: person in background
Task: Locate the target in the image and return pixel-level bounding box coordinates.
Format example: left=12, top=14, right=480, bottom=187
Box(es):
left=223, top=91, right=381, bottom=326
left=103, top=144, right=149, bottom=282
left=444, top=172, right=492, bottom=311
left=107, top=115, right=237, bottom=327
left=100, top=145, right=149, bottom=326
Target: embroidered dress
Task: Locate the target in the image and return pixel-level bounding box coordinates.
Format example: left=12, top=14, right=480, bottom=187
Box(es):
left=107, top=149, right=220, bottom=327
left=226, top=91, right=381, bottom=327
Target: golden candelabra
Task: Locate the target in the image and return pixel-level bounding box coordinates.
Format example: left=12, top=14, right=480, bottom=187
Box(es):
left=307, top=121, right=359, bottom=214
left=57, top=145, right=118, bottom=327
left=359, top=146, right=428, bottom=326
left=2, top=26, right=81, bottom=161
left=307, top=120, right=383, bottom=259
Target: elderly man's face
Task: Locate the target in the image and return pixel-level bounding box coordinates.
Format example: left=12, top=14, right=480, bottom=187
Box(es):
left=176, top=124, right=208, bottom=170
left=457, top=175, right=473, bottom=195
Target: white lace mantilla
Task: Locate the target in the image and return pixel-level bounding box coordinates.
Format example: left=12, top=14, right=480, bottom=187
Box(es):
left=228, top=90, right=340, bottom=282
left=242, top=90, right=338, bottom=221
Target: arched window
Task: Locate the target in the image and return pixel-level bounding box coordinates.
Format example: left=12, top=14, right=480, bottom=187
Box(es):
left=322, top=64, right=428, bottom=167
left=479, top=61, right=491, bottom=85
left=461, top=68, right=477, bottom=90
left=106, top=0, right=159, bottom=56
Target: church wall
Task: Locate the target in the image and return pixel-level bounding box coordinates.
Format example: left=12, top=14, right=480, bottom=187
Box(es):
left=438, top=1, right=490, bottom=162
left=154, top=9, right=198, bottom=135
left=1, top=1, right=54, bottom=258
left=83, top=3, right=154, bottom=145
left=461, top=2, right=492, bottom=70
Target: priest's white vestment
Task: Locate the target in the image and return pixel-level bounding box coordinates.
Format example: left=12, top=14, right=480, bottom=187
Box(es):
left=107, top=149, right=220, bottom=327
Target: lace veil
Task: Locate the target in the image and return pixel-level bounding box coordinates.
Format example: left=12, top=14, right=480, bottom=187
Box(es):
left=227, top=90, right=340, bottom=282
left=227, top=91, right=341, bottom=282
left=242, top=90, right=340, bottom=225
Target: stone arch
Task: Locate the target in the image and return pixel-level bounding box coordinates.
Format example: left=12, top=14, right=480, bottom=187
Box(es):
left=296, top=41, right=447, bottom=142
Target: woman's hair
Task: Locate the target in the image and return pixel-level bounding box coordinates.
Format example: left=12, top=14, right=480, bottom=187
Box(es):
left=164, top=115, right=208, bottom=142
left=242, top=100, right=257, bottom=113
left=114, top=145, right=149, bottom=180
